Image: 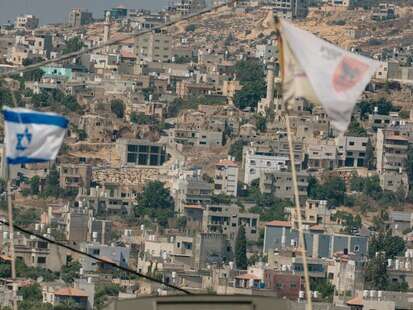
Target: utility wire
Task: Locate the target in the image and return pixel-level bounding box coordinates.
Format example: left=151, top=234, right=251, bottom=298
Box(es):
left=0, top=0, right=238, bottom=78
left=0, top=219, right=192, bottom=295
left=0, top=0, right=241, bottom=296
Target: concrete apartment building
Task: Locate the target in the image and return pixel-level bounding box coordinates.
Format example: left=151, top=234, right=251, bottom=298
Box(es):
left=372, top=3, right=396, bottom=21
left=259, top=170, right=308, bottom=203
left=255, top=41, right=278, bottom=63
left=202, top=204, right=259, bottom=242
left=80, top=243, right=130, bottom=272
left=7, top=45, right=33, bottom=66
left=15, top=15, right=39, bottom=30
left=193, top=233, right=233, bottom=269
left=78, top=114, right=113, bottom=143
left=306, top=142, right=337, bottom=171
left=118, top=139, right=167, bottom=167
left=68, top=9, right=93, bottom=27
left=174, top=173, right=213, bottom=213
left=64, top=207, right=90, bottom=243
left=379, top=170, right=409, bottom=194
left=169, top=111, right=225, bottom=148
left=14, top=33, right=53, bottom=58
left=169, top=0, right=207, bottom=16
left=59, top=164, right=92, bottom=190
left=136, top=29, right=171, bottom=63
left=376, top=128, right=409, bottom=174
left=263, top=220, right=368, bottom=259
left=243, top=144, right=289, bottom=185
left=327, top=253, right=365, bottom=296
left=78, top=184, right=137, bottom=215
left=335, top=135, right=369, bottom=168
left=288, top=199, right=329, bottom=228
left=214, top=159, right=239, bottom=197
left=330, top=0, right=352, bottom=7
left=263, top=0, right=308, bottom=19
left=89, top=219, right=112, bottom=245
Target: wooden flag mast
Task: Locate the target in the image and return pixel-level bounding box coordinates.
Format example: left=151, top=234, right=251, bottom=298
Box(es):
left=274, top=15, right=313, bottom=310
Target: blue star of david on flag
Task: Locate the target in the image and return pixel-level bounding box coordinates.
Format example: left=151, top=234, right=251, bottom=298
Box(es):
left=16, top=128, right=32, bottom=151
left=3, top=107, right=69, bottom=165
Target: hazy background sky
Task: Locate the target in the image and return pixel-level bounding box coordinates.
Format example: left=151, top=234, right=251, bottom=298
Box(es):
left=0, top=0, right=170, bottom=25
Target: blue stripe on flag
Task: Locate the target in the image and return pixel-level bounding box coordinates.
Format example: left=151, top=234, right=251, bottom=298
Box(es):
left=3, top=110, right=69, bottom=128
left=7, top=157, right=50, bottom=165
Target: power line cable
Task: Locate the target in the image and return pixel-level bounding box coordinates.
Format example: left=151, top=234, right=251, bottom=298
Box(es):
left=0, top=219, right=192, bottom=295
left=0, top=0, right=237, bottom=78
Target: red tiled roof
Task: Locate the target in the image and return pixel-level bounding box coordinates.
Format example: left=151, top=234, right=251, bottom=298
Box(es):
left=346, top=296, right=363, bottom=306
left=54, top=288, right=88, bottom=297
left=236, top=273, right=261, bottom=280
left=310, top=225, right=325, bottom=231
left=184, top=204, right=205, bottom=210
left=217, top=159, right=238, bottom=167
left=266, top=220, right=292, bottom=228
left=0, top=255, right=12, bottom=261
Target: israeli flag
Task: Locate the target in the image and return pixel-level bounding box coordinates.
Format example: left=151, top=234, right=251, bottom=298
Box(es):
left=3, top=107, right=69, bottom=165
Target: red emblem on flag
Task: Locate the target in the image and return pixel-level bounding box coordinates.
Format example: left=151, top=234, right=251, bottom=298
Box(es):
left=333, top=56, right=369, bottom=92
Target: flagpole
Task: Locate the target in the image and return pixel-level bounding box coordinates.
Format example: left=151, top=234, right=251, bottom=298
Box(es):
left=274, top=15, right=313, bottom=310
left=6, top=165, right=18, bottom=310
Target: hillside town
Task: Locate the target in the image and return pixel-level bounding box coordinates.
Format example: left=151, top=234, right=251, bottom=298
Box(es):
left=1, top=0, right=413, bottom=309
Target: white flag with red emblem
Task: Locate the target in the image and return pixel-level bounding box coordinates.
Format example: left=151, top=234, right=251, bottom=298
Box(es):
left=280, top=20, right=381, bottom=133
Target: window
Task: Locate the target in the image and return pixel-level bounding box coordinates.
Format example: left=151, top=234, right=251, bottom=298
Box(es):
left=276, top=283, right=283, bottom=289
left=37, top=257, right=46, bottom=264
left=290, top=283, right=297, bottom=288
left=349, top=141, right=355, bottom=146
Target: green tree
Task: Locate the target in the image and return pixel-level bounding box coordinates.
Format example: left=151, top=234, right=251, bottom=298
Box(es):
left=20, top=283, right=42, bottom=301
left=185, top=24, right=196, bottom=32
left=235, top=225, right=247, bottom=270
left=365, top=253, right=389, bottom=290
left=254, top=113, right=266, bottom=132
left=176, top=216, right=187, bottom=230
left=368, top=232, right=405, bottom=259
left=312, top=279, right=335, bottom=302
left=29, top=176, right=40, bottom=195
left=407, top=145, right=413, bottom=184
left=0, top=86, right=13, bottom=108
left=249, top=194, right=291, bottom=221
left=233, top=58, right=266, bottom=110
left=229, top=139, right=247, bottom=162
left=61, top=261, right=81, bottom=284
left=234, top=81, right=266, bottom=110
left=130, top=112, right=151, bottom=124
left=95, top=283, right=121, bottom=310
left=365, top=139, right=375, bottom=169
left=332, top=211, right=361, bottom=234
left=63, top=37, right=84, bottom=54
left=308, top=175, right=346, bottom=207
left=22, top=57, right=45, bottom=82
left=43, top=166, right=60, bottom=197
left=346, top=119, right=367, bottom=137
left=62, top=95, right=81, bottom=111
left=14, top=208, right=41, bottom=226
left=110, top=99, right=125, bottom=118
left=167, top=98, right=185, bottom=117
left=135, top=181, right=175, bottom=227
left=0, top=178, right=6, bottom=194
left=357, top=98, right=399, bottom=120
